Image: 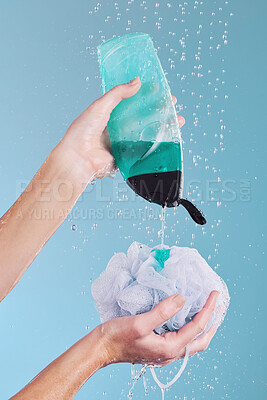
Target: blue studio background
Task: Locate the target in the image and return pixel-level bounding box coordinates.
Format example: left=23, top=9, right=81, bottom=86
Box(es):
left=0, top=1, right=266, bottom=399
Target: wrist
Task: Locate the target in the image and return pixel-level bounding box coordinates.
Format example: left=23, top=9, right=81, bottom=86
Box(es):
left=52, top=140, right=97, bottom=185
left=94, top=323, right=124, bottom=367
left=93, top=325, right=115, bottom=367
left=73, top=325, right=115, bottom=376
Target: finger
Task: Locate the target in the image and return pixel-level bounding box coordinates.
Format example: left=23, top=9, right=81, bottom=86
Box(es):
left=177, top=323, right=219, bottom=360
left=167, top=291, right=219, bottom=349
left=178, top=115, right=185, bottom=128
left=188, top=323, right=219, bottom=356
left=172, top=95, right=177, bottom=105
left=177, top=291, right=219, bottom=345
left=138, top=294, right=185, bottom=333
left=93, top=77, right=141, bottom=115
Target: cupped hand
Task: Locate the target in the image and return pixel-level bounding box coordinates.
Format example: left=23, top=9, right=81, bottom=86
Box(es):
left=99, top=291, right=219, bottom=367
left=60, top=77, right=185, bottom=180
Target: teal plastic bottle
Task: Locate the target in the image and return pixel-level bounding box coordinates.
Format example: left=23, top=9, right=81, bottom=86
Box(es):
left=98, top=33, right=206, bottom=224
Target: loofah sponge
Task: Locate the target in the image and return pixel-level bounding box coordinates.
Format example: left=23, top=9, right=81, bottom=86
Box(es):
left=91, top=242, right=230, bottom=334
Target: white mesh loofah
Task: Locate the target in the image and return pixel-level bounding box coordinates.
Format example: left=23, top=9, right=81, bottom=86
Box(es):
left=91, top=241, right=230, bottom=335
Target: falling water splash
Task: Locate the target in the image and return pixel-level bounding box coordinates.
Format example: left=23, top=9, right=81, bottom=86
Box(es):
left=128, top=364, right=147, bottom=399
left=160, top=206, right=166, bottom=247
left=143, top=374, right=149, bottom=396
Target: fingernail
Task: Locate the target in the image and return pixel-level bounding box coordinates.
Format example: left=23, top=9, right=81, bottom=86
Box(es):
left=210, top=291, right=219, bottom=306
left=128, top=76, right=140, bottom=86
left=214, top=291, right=220, bottom=299
left=171, top=294, right=185, bottom=307
left=178, top=116, right=185, bottom=126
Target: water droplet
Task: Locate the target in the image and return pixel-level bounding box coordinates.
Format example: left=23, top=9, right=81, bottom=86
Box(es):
left=71, top=224, right=77, bottom=231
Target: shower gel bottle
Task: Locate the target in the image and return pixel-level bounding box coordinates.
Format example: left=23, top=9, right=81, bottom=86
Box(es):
left=98, top=33, right=206, bottom=224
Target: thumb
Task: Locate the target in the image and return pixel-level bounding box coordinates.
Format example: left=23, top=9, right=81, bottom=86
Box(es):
left=95, top=76, right=141, bottom=115
left=141, top=294, right=185, bottom=332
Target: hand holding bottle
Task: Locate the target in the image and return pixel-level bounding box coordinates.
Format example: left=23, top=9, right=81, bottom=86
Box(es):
left=60, top=78, right=185, bottom=181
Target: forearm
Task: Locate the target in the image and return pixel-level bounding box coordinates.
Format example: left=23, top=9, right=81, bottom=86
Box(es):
left=10, top=326, right=109, bottom=400
left=0, top=142, right=95, bottom=301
